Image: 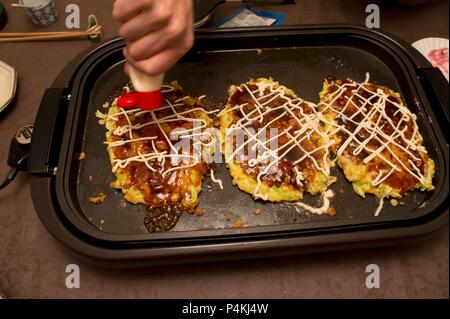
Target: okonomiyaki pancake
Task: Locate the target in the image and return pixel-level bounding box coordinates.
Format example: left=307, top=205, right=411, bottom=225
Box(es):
left=318, top=77, right=435, bottom=199
left=97, top=81, right=216, bottom=216
left=219, top=78, right=336, bottom=202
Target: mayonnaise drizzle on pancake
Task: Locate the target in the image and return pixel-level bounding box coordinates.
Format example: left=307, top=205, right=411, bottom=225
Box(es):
left=210, top=169, right=224, bottom=190
left=104, top=84, right=217, bottom=178
left=374, top=198, right=384, bottom=217
left=221, top=79, right=335, bottom=214
left=319, top=76, right=428, bottom=186
left=296, top=189, right=335, bottom=215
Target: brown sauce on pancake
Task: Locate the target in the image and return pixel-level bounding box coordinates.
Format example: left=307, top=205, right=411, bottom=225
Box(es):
left=321, top=78, right=431, bottom=194
left=226, top=82, right=328, bottom=191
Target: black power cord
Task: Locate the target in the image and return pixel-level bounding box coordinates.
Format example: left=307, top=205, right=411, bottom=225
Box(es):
left=0, top=168, right=19, bottom=190
left=0, top=125, right=33, bottom=190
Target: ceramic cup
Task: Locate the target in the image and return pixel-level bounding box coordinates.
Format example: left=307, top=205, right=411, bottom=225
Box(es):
left=20, top=0, right=58, bottom=27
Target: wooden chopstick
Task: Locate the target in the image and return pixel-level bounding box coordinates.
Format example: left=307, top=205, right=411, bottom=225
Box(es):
left=1, top=31, right=93, bottom=37
left=0, top=33, right=101, bottom=42
left=0, top=25, right=102, bottom=37
left=0, top=26, right=102, bottom=42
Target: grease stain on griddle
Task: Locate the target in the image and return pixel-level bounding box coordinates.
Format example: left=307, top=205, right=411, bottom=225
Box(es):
left=144, top=205, right=184, bottom=232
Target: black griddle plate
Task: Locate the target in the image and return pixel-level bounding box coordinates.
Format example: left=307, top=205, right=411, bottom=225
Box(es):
left=79, top=47, right=429, bottom=235
left=29, top=26, right=448, bottom=264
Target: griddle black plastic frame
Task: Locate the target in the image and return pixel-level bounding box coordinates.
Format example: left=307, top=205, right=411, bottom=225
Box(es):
left=29, top=25, right=448, bottom=266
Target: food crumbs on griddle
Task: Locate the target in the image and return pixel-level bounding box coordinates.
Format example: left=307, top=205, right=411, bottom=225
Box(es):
left=88, top=192, right=106, bottom=204
left=78, top=152, right=86, bottom=160
left=195, top=208, right=205, bottom=217
left=338, top=188, right=345, bottom=194
left=233, top=219, right=243, bottom=228
left=399, top=201, right=405, bottom=206
left=98, top=119, right=106, bottom=125
left=253, top=208, right=261, bottom=215
left=419, top=202, right=428, bottom=208
left=225, top=214, right=232, bottom=221
left=120, top=201, right=127, bottom=208
left=390, top=199, right=399, bottom=207
left=100, top=219, right=105, bottom=225
left=327, top=206, right=336, bottom=216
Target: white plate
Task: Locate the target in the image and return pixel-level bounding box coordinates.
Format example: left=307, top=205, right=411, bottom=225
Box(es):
left=412, top=37, right=449, bottom=82
left=0, top=60, right=17, bottom=113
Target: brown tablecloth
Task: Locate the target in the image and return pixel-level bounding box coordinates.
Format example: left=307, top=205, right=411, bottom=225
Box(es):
left=0, top=0, right=448, bottom=298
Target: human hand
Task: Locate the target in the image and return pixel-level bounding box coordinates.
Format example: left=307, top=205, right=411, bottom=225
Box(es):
left=113, top=0, right=194, bottom=76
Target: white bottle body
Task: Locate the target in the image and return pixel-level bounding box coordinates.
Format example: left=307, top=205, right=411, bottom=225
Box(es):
left=129, top=66, right=164, bottom=92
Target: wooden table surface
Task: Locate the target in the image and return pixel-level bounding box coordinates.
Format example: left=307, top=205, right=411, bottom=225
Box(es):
left=0, top=0, right=448, bottom=298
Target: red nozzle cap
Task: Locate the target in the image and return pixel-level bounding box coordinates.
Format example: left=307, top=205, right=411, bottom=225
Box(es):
left=136, top=90, right=163, bottom=110
left=117, top=93, right=138, bottom=108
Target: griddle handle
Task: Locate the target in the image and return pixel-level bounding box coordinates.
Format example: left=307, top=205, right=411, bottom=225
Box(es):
left=28, top=88, right=68, bottom=175
left=418, top=67, right=449, bottom=141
